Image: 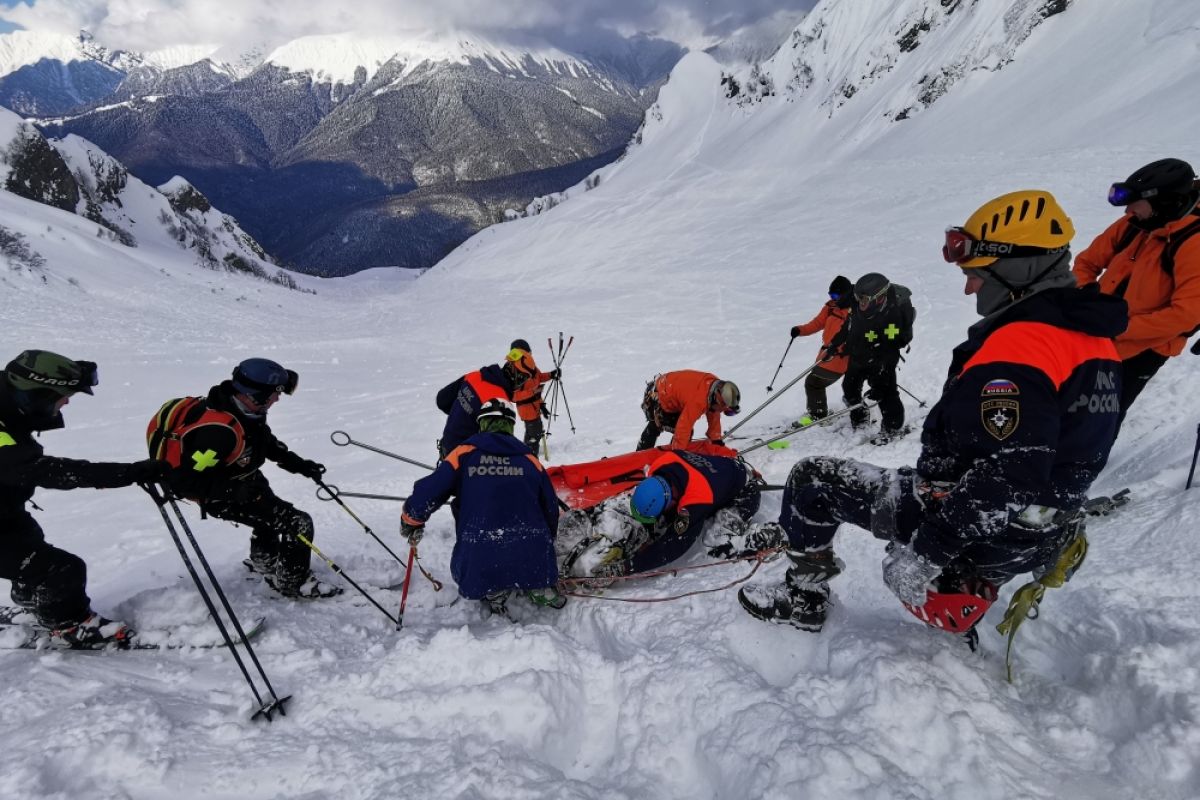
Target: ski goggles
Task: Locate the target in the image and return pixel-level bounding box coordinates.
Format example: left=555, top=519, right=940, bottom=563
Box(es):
left=506, top=348, right=537, bottom=377
left=234, top=368, right=299, bottom=401
left=1106, top=182, right=1156, bottom=207
left=829, top=291, right=842, bottom=301
left=854, top=285, right=888, bottom=311
left=942, top=227, right=1069, bottom=265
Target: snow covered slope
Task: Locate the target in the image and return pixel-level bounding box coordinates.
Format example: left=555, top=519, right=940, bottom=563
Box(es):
left=1, top=0, right=1198, bottom=798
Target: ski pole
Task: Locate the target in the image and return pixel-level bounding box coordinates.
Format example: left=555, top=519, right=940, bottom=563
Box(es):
left=330, top=431, right=436, bottom=471
left=294, top=532, right=400, bottom=626
left=897, top=383, right=928, bottom=408
left=737, top=402, right=877, bottom=456
left=314, top=479, right=410, bottom=567
left=316, top=485, right=408, bottom=503
left=766, top=339, right=795, bottom=392
left=1187, top=422, right=1200, bottom=490
left=725, top=361, right=821, bottom=436
left=143, top=484, right=289, bottom=721
left=557, top=379, right=577, bottom=434
left=396, top=546, right=417, bottom=630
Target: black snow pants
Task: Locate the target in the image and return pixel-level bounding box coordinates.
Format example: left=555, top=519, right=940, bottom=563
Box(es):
left=0, top=515, right=90, bottom=627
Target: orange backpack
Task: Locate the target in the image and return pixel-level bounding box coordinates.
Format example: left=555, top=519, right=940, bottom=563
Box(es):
left=146, top=397, right=246, bottom=473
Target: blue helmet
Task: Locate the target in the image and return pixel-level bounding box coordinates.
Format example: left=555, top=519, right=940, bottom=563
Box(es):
left=231, top=358, right=298, bottom=401
left=630, top=476, right=672, bottom=524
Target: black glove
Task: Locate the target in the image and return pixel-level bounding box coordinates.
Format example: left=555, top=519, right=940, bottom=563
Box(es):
left=709, top=438, right=725, bottom=447
left=673, top=510, right=691, bottom=535
left=540, top=405, right=551, bottom=419
left=819, top=345, right=840, bottom=362
left=1192, top=338, right=1200, bottom=355
left=296, top=459, right=326, bottom=481
left=130, top=459, right=171, bottom=483
left=548, top=369, right=562, bottom=380
left=400, top=520, right=424, bottom=545
left=790, top=325, right=803, bottom=339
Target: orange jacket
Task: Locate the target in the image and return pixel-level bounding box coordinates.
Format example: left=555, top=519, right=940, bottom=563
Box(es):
left=795, top=300, right=850, bottom=374
left=655, top=370, right=722, bottom=449
left=1073, top=213, right=1200, bottom=359
left=513, top=370, right=555, bottom=422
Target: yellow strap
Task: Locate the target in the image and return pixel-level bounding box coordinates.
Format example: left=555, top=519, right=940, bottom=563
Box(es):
left=994, top=529, right=1089, bottom=682
left=0, top=431, right=16, bottom=448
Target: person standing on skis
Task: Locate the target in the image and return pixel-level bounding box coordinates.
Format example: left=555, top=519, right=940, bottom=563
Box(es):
left=790, top=275, right=854, bottom=424
left=1, top=350, right=168, bottom=648
left=826, top=273, right=915, bottom=444
left=738, top=190, right=1125, bottom=642
left=163, top=358, right=341, bottom=600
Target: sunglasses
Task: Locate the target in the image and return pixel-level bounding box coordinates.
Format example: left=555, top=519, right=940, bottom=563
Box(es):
left=942, top=227, right=1068, bottom=265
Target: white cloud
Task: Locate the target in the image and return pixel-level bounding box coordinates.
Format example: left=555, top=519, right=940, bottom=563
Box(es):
left=0, top=0, right=815, bottom=54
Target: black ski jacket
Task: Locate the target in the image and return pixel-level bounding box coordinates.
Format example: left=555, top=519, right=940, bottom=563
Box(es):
left=829, top=284, right=915, bottom=368
left=167, top=381, right=309, bottom=503
left=0, top=386, right=148, bottom=538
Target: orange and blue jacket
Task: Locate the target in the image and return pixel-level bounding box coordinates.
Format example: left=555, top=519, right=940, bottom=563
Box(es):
left=794, top=300, right=850, bottom=374
left=1073, top=212, right=1200, bottom=359
left=435, top=364, right=515, bottom=454
left=654, top=370, right=723, bottom=449
left=628, top=451, right=757, bottom=573
left=912, top=286, right=1127, bottom=574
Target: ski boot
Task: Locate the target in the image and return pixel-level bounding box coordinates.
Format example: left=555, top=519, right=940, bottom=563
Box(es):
left=242, top=553, right=278, bottom=577
left=481, top=591, right=516, bottom=622
left=265, top=573, right=343, bottom=599
left=525, top=586, right=568, bottom=610
left=738, top=548, right=843, bottom=631
left=49, top=612, right=136, bottom=649
left=870, top=426, right=909, bottom=446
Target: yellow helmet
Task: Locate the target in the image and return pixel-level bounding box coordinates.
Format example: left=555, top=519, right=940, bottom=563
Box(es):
left=948, top=190, right=1075, bottom=268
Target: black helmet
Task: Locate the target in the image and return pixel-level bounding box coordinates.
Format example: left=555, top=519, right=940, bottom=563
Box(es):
left=829, top=275, right=852, bottom=297
left=231, top=358, right=298, bottom=402
left=510, top=339, right=532, bottom=352
left=1109, top=158, right=1199, bottom=227
left=3, top=350, right=98, bottom=425
left=853, top=273, right=891, bottom=317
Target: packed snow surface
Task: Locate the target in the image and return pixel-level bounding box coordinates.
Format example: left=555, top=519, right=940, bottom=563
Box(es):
left=1, top=0, right=1198, bottom=797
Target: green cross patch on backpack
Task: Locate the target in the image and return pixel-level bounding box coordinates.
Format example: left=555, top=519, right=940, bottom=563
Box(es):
left=146, top=397, right=246, bottom=473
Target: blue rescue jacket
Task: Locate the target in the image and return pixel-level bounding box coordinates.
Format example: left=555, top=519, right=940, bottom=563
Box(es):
left=913, top=285, right=1127, bottom=573
left=403, top=431, right=559, bottom=599
left=435, top=365, right=516, bottom=455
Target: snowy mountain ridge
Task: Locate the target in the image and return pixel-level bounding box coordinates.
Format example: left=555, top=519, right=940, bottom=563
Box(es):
left=1, top=0, right=1199, bottom=796
left=264, top=30, right=603, bottom=88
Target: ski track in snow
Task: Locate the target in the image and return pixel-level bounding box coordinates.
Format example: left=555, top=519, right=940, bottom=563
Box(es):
left=3, top=0, right=1200, bottom=797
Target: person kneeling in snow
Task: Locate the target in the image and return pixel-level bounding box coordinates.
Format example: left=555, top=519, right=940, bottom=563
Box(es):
left=568, top=450, right=773, bottom=579
left=739, top=190, right=1126, bottom=641
left=401, top=400, right=563, bottom=616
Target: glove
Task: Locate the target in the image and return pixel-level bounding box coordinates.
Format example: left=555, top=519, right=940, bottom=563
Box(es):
left=709, top=438, right=725, bottom=447
left=672, top=510, right=691, bottom=536
left=882, top=544, right=942, bottom=606
left=819, top=346, right=840, bottom=362
left=790, top=325, right=803, bottom=339
left=296, top=459, right=327, bottom=481
left=130, top=459, right=172, bottom=483
left=400, top=520, right=425, bottom=546
left=1192, top=338, right=1200, bottom=355
left=540, top=405, right=551, bottom=419
left=548, top=369, right=562, bottom=380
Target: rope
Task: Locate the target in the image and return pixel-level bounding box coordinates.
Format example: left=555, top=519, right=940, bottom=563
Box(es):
left=558, top=546, right=783, bottom=603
